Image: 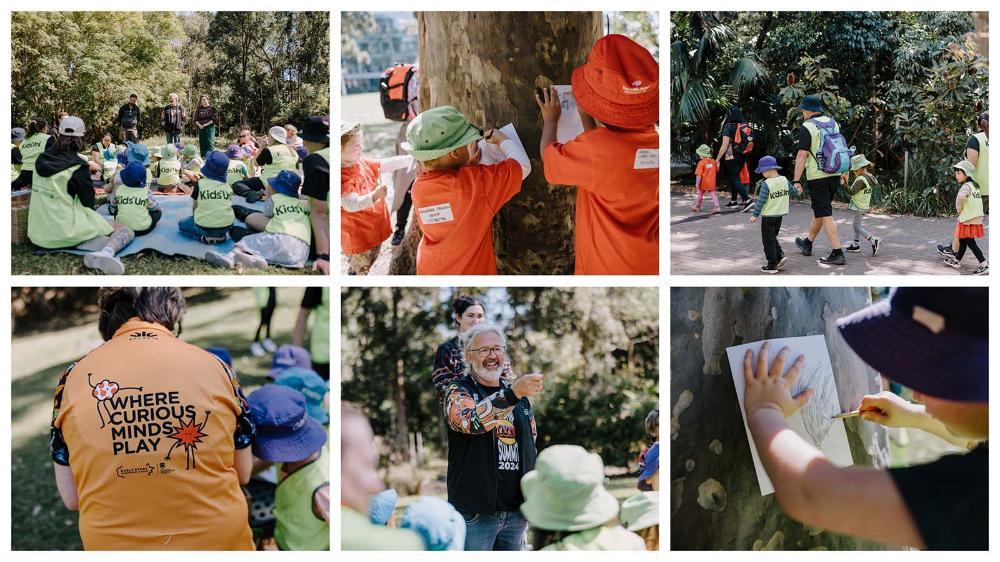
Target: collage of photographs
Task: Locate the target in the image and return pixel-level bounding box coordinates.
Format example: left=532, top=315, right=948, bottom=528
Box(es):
left=0, top=2, right=992, bottom=557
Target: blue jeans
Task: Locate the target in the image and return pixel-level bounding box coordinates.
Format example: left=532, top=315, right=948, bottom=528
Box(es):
left=178, top=216, right=230, bottom=243
left=166, top=131, right=181, bottom=145
left=462, top=511, right=527, bottom=551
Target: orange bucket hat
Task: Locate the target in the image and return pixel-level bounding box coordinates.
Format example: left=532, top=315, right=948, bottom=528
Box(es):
left=572, top=34, right=659, bottom=129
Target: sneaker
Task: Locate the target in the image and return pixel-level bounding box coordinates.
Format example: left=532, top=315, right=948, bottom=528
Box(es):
left=233, top=251, right=268, bottom=270
left=726, top=200, right=741, bottom=208
left=250, top=341, right=266, bottom=357
left=795, top=237, right=813, bottom=256
left=760, top=264, right=780, bottom=274
left=819, top=250, right=846, bottom=265
left=204, top=250, right=235, bottom=268
left=936, top=244, right=956, bottom=257
left=871, top=238, right=881, bottom=256
left=942, top=255, right=961, bottom=269
left=83, top=249, right=125, bottom=275
left=741, top=199, right=756, bottom=213
left=845, top=243, right=862, bottom=253
left=776, top=255, right=788, bottom=270
left=262, top=338, right=278, bottom=353
left=200, top=235, right=228, bottom=245
left=974, top=261, right=989, bottom=275
left=391, top=228, right=406, bottom=246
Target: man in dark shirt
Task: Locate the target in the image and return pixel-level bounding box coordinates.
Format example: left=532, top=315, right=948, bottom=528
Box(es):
left=442, top=324, right=544, bottom=550
left=299, top=116, right=330, bottom=273
left=117, top=94, right=141, bottom=142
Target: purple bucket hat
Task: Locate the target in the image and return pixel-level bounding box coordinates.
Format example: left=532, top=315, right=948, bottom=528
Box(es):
left=248, top=385, right=327, bottom=462
left=267, top=344, right=312, bottom=379
left=836, top=287, right=987, bottom=402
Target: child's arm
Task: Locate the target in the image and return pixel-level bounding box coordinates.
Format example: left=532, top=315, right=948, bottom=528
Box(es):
left=695, top=175, right=702, bottom=189
left=313, top=483, right=331, bottom=522
left=486, top=130, right=531, bottom=180
left=535, top=86, right=561, bottom=154
left=750, top=181, right=769, bottom=218
left=341, top=185, right=387, bottom=212
left=378, top=155, right=414, bottom=174
left=742, top=343, right=926, bottom=549
left=859, top=391, right=979, bottom=448
left=234, top=447, right=252, bottom=485
left=956, top=184, right=969, bottom=215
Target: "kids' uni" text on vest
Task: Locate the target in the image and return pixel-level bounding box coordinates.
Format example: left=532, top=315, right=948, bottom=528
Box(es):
left=194, top=178, right=235, bottom=228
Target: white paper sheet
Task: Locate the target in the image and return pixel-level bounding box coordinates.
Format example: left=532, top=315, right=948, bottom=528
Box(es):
left=726, top=335, right=854, bottom=496
left=478, top=123, right=528, bottom=165
left=552, top=85, right=585, bottom=143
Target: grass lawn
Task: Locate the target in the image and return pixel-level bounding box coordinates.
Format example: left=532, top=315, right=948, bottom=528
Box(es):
left=11, top=288, right=316, bottom=550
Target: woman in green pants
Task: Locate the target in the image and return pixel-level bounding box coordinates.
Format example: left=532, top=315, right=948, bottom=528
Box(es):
left=194, top=94, right=218, bottom=157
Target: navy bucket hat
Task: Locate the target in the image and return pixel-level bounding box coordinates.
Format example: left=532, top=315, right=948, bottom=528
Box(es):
left=800, top=94, right=824, bottom=113
left=836, top=287, right=987, bottom=402
left=248, top=385, right=327, bottom=462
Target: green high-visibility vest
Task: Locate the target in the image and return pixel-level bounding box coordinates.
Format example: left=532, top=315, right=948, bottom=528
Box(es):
left=156, top=158, right=182, bottom=186
left=12, top=142, right=21, bottom=178
left=252, top=287, right=270, bottom=309
left=20, top=133, right=50, bottom=173
left=314, top=147, right=329, bottom=163
left=114, top=184, right=152, bottom=231
left=972, top=132, right=989, bottom=197
left=28, top=164, right=113, bottom=248
left=260, top=144, right=299, bottom=188
left=274, top=446, right=329, bottom=551
left=802, top=117, right=839, bottom=181
left=849, top=175, right=874, bottom=211
left=194, top=178, right=235, bottom=228
left=959, top=182, right=985, bottom=223
left=227, top=159, right=248, bottom=185
left=102, top=159, right=118, bottom=182
left=310, top=288, right=329, bottom=364
left=760, top=176, right=792, bottom=216
left=266, top=193, right=311, bottom=244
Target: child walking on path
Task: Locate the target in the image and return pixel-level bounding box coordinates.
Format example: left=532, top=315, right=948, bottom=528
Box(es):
left=842, top=154, right=882, bottom=256
left=748, top=156, right=798, bottom=273
left=942, top=160, right=988, bottom=275
left=692, top=144, right=720, bottom=213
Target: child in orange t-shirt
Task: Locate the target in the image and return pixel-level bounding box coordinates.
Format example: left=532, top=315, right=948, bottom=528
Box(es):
left=535, top=34, right=659, bottom=275
left=400, top=106, right=530, bottom=275
left=693, top=144, right=720, bottom=213
left=340, top=122, right=414, bottom=275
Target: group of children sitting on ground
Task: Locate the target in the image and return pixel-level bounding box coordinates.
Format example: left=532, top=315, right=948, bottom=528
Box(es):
left=209, top=343, right=329, bottom=551
left=340, top=33, right=659, bottom=275
left=13, top=115, right=329, bottom=274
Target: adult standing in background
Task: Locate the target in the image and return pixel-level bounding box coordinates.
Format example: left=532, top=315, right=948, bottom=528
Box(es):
left=299, top=116, right=331, bottom=274
left=162, top=93, right=186, bottom=145
left=117, top=94, right=141, bottom=143
left=293, top=287, right=329, bottom=380
left=194, top=94, right=218, bottom=157
left=714, top=106, right=753, bottom=210
left=966, top=111, right=988, bottom=207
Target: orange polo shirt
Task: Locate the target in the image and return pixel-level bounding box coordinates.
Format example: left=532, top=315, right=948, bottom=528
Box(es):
left=341, top=159, right=392, bottom=255
left=695, top=157, right=718, bottom=191
left=542, top=126, right=659, bottom=275
left=411, top=159, right=521, bottom=274
left=53, top=318, right=253, bottom=550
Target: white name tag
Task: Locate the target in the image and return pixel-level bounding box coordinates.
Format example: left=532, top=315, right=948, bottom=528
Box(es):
left=418, top=203, right=455, bottom=224
left=634, top=149, right=659, bottom=169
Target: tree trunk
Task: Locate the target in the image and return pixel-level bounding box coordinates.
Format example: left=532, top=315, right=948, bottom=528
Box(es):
left=390, top=289, right=410, bottom=461
left=670, top=287, right=894, bottom=551
left=396, top=12, right=601, bottom=274
left=968, top=12, right=989, bottom=56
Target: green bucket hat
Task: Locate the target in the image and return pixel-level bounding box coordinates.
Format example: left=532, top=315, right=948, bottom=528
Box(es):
left=519, top=445, right=619, bottom=532
left=954, top=159, right=976, bottom=177
left=620, top=491, right=658, bottom=532
left=850, top=154, right=873, bottom=171
left=161, top=143, right=178, bottom=159
left=695, top=144, right=712, bottom=158
left=401, top=106, right=482, bottom=162
left=181, top=144, right=198, bottom=159
left=150, top=146, right=162, bottom=159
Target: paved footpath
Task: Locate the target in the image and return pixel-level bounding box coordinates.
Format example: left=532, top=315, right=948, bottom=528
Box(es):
left=670, top=191, right=989, bottom=276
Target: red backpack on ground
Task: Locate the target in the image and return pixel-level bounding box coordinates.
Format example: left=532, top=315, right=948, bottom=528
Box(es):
left=379, top=63, right=417, bottom=122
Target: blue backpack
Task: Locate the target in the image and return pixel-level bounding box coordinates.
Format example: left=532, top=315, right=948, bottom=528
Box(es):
left=810, top=118, right=854, bottom=174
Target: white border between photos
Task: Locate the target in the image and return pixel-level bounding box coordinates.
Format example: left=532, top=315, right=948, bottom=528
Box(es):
left=0, top=0, right=995, bottom=559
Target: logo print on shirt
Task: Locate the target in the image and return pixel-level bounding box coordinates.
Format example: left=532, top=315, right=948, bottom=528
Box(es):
left=89, top=373, right=143, bottom=429
left=129, top=330, right=159, bottom=341
left=496, top=414, right=519, bottom=472
left=164, top=410, right=211, bottom=470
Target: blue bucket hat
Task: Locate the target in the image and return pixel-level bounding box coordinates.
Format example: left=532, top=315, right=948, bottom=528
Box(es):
left=836, top=288, right=987, bottom=402
left=754, top=155, right=781, bottom=174
left=226, top=144, right=241, bottom=159
left=206, top=346, right=232, bottom=368
left=275, top=367, right=328, bottom=424
left=268, top=170, right=302, bottom=197
left=12, top=127, right=25, bottom=142
left=800, top=94, right=824, bottom=113
left=638, top=442, right=659, bottom=483
left=248, top=385, right=328, bottom=462
left=126, top=143, right=150, bottom=166
left=369, top=489, right=399, bottom=525
left=267, top=344, right=312, bottom=379
left=401, top=497, right=467, bottom=551
left=120, top=162, right=147, bottom=188
left=200, top=150, right=229, bottom=183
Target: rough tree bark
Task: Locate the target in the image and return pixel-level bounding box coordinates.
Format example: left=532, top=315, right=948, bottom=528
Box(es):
left=670, top=287, right=895, bottom=551
left=388, top=12, right=602, bottom=274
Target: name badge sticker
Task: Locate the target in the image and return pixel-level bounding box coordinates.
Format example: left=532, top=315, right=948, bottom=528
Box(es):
left=418, top=203, right=455, bottom=224
left=634, top=149, right=659, bottom=169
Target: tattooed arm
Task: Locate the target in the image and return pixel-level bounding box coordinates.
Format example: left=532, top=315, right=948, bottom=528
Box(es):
left=445, top=381, right=519, bottom=434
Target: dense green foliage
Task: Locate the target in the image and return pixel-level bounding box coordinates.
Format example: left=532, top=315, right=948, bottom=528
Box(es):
left=11, top=11, right=329, bottom=142
left=341, top=287, right=659, bottom=468
left=671, top=12, right=988, bottom=215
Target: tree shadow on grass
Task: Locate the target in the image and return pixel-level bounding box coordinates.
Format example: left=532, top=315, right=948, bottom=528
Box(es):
left=12, top=428, right=82, bottom=550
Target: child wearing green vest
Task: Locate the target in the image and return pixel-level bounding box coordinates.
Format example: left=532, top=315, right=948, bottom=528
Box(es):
left=842, top=154, right=882, bottom=256
left=248, top=385, right=329, bottom=551
left=11, top=127, right=25, bottom=186
left=179, top=151, right=235, bottom=244
left=110, top=162, right=162, bottom=236
left=943, top=160, right=987, bottom=275
left=226, top=144, right=250, bottom=185
left=231, top=126, right=298, bottom=202
left=179, top=143, right=204, bottom=183
left=152, top=144, right=190, bottom=194
left=13, top=117, right=55, bottom=189
left=749, top=156, right=799, bottom=274
left=205, top=170, right=311, bottom=269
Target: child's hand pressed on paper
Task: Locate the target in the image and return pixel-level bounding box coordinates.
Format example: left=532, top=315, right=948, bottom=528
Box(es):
left=484, top=129, right=508, bottom=145
left=858, top=391, right=925, bottom=428
left=535, top=86, right=562, bottom=122
left=743, top=342, right=812, bottom=418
